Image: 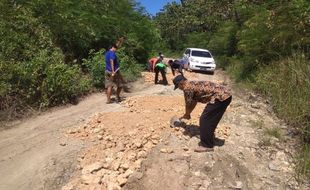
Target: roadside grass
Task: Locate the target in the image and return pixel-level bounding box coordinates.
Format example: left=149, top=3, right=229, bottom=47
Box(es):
left=248, top=119, right=264, bottom=129
left=297, top=144, right=310, bottom=180
left=264, top=128, right=282, bottom=140
left=258, top=127, right=282, bottom=148
left=255, top=53, right=310, bottom=179
left=258, top=137, right=272, bottom=147
left=227, top=52, right=310, bottom=179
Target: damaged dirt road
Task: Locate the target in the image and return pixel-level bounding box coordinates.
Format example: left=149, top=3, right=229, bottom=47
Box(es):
left=0, top=70, right=309, bottom=190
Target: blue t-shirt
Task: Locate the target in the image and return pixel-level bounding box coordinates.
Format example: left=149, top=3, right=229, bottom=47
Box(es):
left=105, top=50, right=119, bottom=72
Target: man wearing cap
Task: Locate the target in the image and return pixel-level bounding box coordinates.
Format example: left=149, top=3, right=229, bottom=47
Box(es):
left=173, top=75, right=232, bottom=152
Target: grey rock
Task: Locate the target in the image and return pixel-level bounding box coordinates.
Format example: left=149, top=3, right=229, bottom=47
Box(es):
left=268, top=162, right=281, bottom=171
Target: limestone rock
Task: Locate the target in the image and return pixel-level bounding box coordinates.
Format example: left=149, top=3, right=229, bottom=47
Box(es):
left=81, top=173, right=101, bottom=185
left=117, top=175, right=127, bottom=186
left=82, top=162, right=103, bottom=174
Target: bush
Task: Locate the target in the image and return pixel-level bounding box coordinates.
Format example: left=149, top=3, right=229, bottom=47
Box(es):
left=83, top=47, right=143, bottom=87
left=0, top=49, right=91, bottom=119
left=208, top=21, right=238, bottom=59
left=42, top=64, right=91, bottom=106
left=82, top=49, right=106, bottom=88
left=117, top=48, right=143, bottom=82
left=226, top=56, right=258, bottom=83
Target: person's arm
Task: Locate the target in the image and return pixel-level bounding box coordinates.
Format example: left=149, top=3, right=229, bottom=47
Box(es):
left=171, top=67, right=175, bottom=76
left=116, top=37, right=124, bottom=48
left=152, top=60, right=156, bottom=72
left=181, top=90, right=197, bottom=120
left=182, top=101, right=197, bottom=119
left=110, top=59, right=115, bottom=76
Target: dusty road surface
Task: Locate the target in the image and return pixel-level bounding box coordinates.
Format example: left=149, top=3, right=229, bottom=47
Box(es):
left=0, top=69, right=309, bottom=190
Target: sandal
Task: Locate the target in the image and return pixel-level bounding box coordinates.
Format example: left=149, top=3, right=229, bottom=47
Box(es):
left=116, top=97, right=123, bottom=103
left=106, top=100, right=113, bottom=104
left=194, top=146, right=214, bottom=153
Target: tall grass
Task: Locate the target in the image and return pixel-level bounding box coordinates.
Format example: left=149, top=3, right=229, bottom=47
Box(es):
left=255, top=53, right=310, bottom=178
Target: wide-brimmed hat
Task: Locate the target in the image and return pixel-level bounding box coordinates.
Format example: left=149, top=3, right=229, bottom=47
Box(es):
left=173, top=75, right=187, bottom=90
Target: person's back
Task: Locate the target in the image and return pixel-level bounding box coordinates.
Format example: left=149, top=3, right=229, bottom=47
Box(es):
left=105, top=49, right=119, bottom=73
left=148, top=57, right=158, bottom=72
left=154, top=57, right=168, bottom=85
left=169, top=59, right=183, bottom=76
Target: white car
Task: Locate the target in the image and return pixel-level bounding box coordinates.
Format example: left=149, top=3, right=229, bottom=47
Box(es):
left=182, top=48, right=216, bottom=74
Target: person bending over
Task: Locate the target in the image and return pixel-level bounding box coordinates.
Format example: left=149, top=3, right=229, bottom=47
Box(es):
left=173, top=75, right=232, bottom=152
left=154, top=54, right=168, bottom=85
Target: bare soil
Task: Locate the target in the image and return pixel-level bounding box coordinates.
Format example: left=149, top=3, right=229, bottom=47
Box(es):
left=0, top=69, right=309, bottom=190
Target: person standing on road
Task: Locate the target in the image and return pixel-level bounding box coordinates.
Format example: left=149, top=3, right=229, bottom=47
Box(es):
left=154, top=53, right=168, bottom=85
left=173, top=75, right=232, bottom=152
left=105, top=38, right=124, bottom=104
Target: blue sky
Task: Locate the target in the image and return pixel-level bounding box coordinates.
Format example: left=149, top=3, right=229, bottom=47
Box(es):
left=136, top=0, right=180, bottom=15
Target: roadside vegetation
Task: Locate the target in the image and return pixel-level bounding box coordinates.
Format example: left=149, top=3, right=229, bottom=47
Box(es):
left=154, top=0, right=309, bottom=179
left=0, top=0, right=162, bottom=120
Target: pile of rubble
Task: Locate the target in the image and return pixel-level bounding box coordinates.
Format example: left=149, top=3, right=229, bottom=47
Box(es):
left=141, top=70, right=198, bottom=84
left=62, top=94, right=232, bottom=190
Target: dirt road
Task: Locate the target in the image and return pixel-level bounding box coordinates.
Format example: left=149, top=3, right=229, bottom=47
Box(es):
left=0, top=70, right=308, bottom=190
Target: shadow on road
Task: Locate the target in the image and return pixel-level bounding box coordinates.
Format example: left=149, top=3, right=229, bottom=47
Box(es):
left=174, top=123, right=226, bottom=147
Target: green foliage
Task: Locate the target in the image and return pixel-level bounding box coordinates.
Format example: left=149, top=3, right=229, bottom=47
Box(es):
left=237, top=8, right=274, bottom=62
left=258, top=137, right=272, bottom=147
left=82, top=49, right=106, bottom=88
left=28, top=0, right=162, bottom=63
left=249, top=119, right=264, bottom=129
left=117, top=48, right=143, bottom=82
left=297, top=144, right=310, bottom=179
left=0, top=1, right=54, bottom=62
left=264, top=128, right=282, bottom=139
left=208, top=21, right=239, bottom=68
left=208, top=21, right=238, bottom=57
left=256, top=53, right=310, bottom=177
left=256, top=53, right=310, bottom=135
left=225, top=56, right=258, bottom=83
left=183, top=32, right=211, bottom=50
left=42, top=64, right=91, bottom=106
left=83, top=47, right=143, bottom=88
left=0, top=0, right=162, bottom=120
left=0, top=49, right=91, bottom=116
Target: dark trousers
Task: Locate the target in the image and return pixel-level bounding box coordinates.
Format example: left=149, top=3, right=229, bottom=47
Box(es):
left=154, top=67, right=168, bottom=85
left=199, top=96, right=232, bottom=148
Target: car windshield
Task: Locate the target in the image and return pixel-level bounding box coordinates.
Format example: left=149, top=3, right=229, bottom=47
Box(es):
left=191, top=50, right=212, bottom=58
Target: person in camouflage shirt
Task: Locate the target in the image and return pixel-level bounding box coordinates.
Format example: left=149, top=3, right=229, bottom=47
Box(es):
left=173, top=75, right=232, bottom=152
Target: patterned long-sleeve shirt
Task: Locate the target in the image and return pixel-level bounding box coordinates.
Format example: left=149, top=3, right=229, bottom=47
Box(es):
left=183, top=80, right=231, bottom=107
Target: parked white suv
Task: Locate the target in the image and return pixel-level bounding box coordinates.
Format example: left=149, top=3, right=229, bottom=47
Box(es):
left=183, top=48, right=216, bottom=74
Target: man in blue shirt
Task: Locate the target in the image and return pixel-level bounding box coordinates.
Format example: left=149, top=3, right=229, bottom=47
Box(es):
left=105, top=42, right=124, bottom=104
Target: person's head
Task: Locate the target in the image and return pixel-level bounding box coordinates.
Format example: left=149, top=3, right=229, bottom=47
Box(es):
left=168, top=59, right=174, bottom=65
left=110, top=44, right=118, bottom=51
left=173, top=75, right=187, bottom=90
left=159, top=52, right=164, bottom=58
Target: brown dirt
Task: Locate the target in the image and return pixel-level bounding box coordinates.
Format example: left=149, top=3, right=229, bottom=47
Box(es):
left=1, top=69, right=309, bottom=190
